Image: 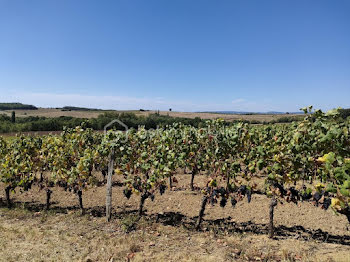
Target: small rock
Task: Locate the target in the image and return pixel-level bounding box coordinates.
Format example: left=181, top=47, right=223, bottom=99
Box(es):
left=126, top=253, right=135, bottom=260
left=233, top=248, right=241, bottom=255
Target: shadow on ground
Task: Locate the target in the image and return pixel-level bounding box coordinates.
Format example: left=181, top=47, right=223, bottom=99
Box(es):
left=1, top=198, right=349, bottom=246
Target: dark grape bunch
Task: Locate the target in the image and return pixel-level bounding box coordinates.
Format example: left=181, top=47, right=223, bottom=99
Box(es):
left=123, top=188, right=132, bottom=199
left=205, top=185, right=253, bottom=209
left=230, top=198, right=237, bottom=207
left=270, top=183, right=334, bottom=211
left=159, top=184, right=167, bottom=195
left=237, top=185, right=252, bottom=203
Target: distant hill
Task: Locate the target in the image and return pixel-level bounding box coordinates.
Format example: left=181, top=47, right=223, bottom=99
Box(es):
left=0, top=102, right=37, bottom=110
left=60, top=106, right=105, bottom=111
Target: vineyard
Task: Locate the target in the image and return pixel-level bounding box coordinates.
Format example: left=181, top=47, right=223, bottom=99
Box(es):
left=1, top=107, right=350, bottom=261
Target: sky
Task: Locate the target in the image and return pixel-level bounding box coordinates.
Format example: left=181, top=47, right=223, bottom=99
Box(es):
left=0, top=0, right=349, bottom=112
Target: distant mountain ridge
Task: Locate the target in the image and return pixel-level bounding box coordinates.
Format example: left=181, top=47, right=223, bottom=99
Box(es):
left=60, top=106, right=105, bottom=111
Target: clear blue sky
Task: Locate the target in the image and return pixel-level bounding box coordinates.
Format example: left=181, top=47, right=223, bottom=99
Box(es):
left=0, top=0, right=349, bottom=112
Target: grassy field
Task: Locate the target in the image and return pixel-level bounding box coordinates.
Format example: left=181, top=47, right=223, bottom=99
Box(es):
left=1, top=108, right=301, bottom=123
left=0, top=172, right=349, bottom=262
left=0, top=108, right=106, bottom=119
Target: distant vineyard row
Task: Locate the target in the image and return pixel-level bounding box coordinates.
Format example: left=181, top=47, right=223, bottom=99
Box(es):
left=0, top=106, right=349, bottom=238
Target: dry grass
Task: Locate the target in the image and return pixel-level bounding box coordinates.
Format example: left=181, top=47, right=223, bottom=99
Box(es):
left=145, top=111, right=301, bottom=123
left=0, top=173, right=350, bottom=261
left=2, top=108, right=300, bottom=122
left=1, top=108, right=105, bottom=119
left=1, top=207, right=349, bottom=262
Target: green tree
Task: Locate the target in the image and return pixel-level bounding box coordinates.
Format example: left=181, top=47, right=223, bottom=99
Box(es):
left=11, top=111, right=15, bottom=123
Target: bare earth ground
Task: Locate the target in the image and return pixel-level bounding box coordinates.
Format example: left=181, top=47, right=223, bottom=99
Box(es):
left=1, top=173, right=350, bottom=262
left=1, top=108, right=301, bottom=122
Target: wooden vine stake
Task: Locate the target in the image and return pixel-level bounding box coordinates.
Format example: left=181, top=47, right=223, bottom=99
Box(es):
left=5, top=186, right=11, bottom=208
left=46, top=188, right=52, bottom=210
left=268, top=197, right=278, bottom=238
left=77, top=190, right=84, bottom=215
left=196, top=196, right=208, bottom=230
left=190, top=170, right=196, bottom=191
left=106, top=150, right=115, bottom=222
